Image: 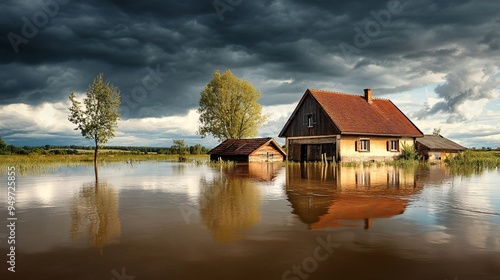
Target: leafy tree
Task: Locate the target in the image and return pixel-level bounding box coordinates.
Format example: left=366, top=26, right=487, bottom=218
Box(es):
left=433, top=127, right=441, bottom=136
left=68, top=73, right=121, bottom=180
left=172, top=139, right=187, bottom=162
left=190, top=144, right=202, bottom=155
left=197, top=70, right=267, bottom=142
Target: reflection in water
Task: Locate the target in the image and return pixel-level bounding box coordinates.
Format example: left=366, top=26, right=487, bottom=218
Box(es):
left=199, top=165, right=266, bottom=242
left=222, top=163, right=283, bottom=182
left=5, top=162, right=500, bottom=280
left=286, top=164, right=420, bottom=229
left=70, top=181, right=121, bottom=252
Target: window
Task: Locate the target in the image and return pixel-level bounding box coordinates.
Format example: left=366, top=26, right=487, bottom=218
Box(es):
left=305, top=113, right=315, bottom=128
left=388, top=140, right=399, bottom=152
left=357, top=139, right=370, bottom=152
left=268, top=152, right=274, bottom=160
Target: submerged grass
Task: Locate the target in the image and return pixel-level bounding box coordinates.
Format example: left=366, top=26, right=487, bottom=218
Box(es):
left=207, top=160, right=235, bottom=167
left=0, top=154, right=209, bottom=175
left=445, top=151, right=500, bottom=175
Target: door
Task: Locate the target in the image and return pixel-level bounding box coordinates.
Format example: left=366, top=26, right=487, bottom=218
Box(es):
left=300, top=145, right=307, bottom=162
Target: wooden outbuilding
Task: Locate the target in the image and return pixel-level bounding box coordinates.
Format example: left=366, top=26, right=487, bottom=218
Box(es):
left=279, top=88, right=424, bottom=162
left=207, top=137, right=286, bottom=162
left=416, top=134, right=466, bottom=160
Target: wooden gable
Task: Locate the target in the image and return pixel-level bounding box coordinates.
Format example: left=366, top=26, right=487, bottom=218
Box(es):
left=279, top=91, right=340, bottom=137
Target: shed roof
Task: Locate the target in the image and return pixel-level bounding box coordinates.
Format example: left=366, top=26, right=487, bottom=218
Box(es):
left=416, top=134, right=466, bottom=151
left=208, top=137, right=286, bottom=156
left=279, top=89, right=423, bottom=137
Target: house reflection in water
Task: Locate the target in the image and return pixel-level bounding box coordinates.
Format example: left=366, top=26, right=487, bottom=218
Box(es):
left=199, top=163, right=283, bottom=242
left=222, top=162, right=283, bottom=182
left=286, top=164, right=420, bottom=230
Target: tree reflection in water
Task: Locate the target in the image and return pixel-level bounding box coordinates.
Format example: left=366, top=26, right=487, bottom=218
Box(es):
left=199, top=173, right=261, bottom=243
left=70, top=181, right=121, bottom=253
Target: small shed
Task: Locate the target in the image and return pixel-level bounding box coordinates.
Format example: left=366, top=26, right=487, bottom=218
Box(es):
left=207, top=137, right=286, bottom=162
left=416, top=134, right=466, bottom=160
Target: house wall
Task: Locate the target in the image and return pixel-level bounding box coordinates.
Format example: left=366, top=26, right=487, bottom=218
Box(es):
left=339, top=135, right=415, bottom=162
left=420, top=150, right=460, bottom=161
left=280, top=93, right=340, bottom=137
left=249, top=144, right=285, bottom=162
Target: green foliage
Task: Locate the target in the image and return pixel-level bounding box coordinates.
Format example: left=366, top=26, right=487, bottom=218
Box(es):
left=172, top=139, right=187, bottom=162
left=400, top=142, right=420, bottom=160
left=0, top=137, right=7, bottom=153
left=208, top=159, right=235, bottom=167
left=68, top=73, right=121, bottom=179
left=433, top=127, right=441, bottom=136
left=342, top=161, right=360, bottom=167
left=68, top=73, right=121, bottom=147
left=197, top=70, right=267, bottom=141
left=0, top=154, right=210, bottom=175
left=445, top=150, right=500, bottom=175
left=190, top=144, right=202, bottom=155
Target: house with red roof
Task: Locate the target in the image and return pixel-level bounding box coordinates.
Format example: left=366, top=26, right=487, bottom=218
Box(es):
left=207, top=137, right=286, bottom=162
left=278, top=89, right=423, bottom=162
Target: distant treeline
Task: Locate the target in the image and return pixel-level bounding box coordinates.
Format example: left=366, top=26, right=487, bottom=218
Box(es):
left=0, top=137, right=211, bottom=156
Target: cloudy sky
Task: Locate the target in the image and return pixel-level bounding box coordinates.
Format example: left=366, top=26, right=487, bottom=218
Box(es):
left=1, top=0, right=499, bottom=148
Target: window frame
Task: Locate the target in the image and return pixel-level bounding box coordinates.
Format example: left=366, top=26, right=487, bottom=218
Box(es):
left=357, top=138, right=370, bottom=152
left=389, top=139, right=399, bottom=152
left=304, top=113, right=315, bottom=128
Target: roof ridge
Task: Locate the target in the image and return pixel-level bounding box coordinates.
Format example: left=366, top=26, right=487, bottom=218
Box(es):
left=308, top=88, right=389, bottom=101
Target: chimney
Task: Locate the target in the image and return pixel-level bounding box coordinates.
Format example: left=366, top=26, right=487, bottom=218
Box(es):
left=364, top=88, right=373, bottom=103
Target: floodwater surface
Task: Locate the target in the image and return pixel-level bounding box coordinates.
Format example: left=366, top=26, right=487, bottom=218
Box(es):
left=1, top=162, right=499, bottom=280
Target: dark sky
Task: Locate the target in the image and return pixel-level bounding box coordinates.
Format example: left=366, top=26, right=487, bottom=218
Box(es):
left=1, top=0, right=499, bottom=147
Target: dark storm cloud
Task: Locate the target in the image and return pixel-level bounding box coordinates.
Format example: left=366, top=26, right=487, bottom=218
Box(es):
left=1, top=0, right=499, bottom=121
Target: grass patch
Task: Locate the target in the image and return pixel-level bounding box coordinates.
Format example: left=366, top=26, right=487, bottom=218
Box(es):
left=445, top=150, right=500, bottom=175
left=0, top=154, right=209, bottom=175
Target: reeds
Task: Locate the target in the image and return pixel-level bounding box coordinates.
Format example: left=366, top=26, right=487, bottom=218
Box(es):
left=445, top=150, right=500, bottom=175
left=0, top=154, right=210, bottom=175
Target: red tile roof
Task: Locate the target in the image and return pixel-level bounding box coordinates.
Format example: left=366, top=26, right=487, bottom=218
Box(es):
left=281, top=89, right=423, bottom=137
left=208, top=137, right=286, bottom=156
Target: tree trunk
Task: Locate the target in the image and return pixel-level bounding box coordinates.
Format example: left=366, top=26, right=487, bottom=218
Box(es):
left=94, top=140, right=99, bottom=182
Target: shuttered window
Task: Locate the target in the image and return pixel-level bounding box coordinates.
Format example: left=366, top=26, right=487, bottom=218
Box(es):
left=387, top=140, right=400, bottom=152
left=356, top=139, right=370, bottom=152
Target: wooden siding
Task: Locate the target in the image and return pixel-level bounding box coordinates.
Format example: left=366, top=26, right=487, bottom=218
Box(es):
left=281, top=93, right=340, bottom=137
left=287, top=137, right=337, bottom=162
left=249, top=143, right=285, bottom=162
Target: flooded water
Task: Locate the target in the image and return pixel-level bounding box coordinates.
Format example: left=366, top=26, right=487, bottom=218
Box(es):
left=1, top=162, right=499, bottom=280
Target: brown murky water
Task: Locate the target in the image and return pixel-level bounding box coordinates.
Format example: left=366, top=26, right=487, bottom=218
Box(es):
left=1, top=162, right=499, bottom=280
